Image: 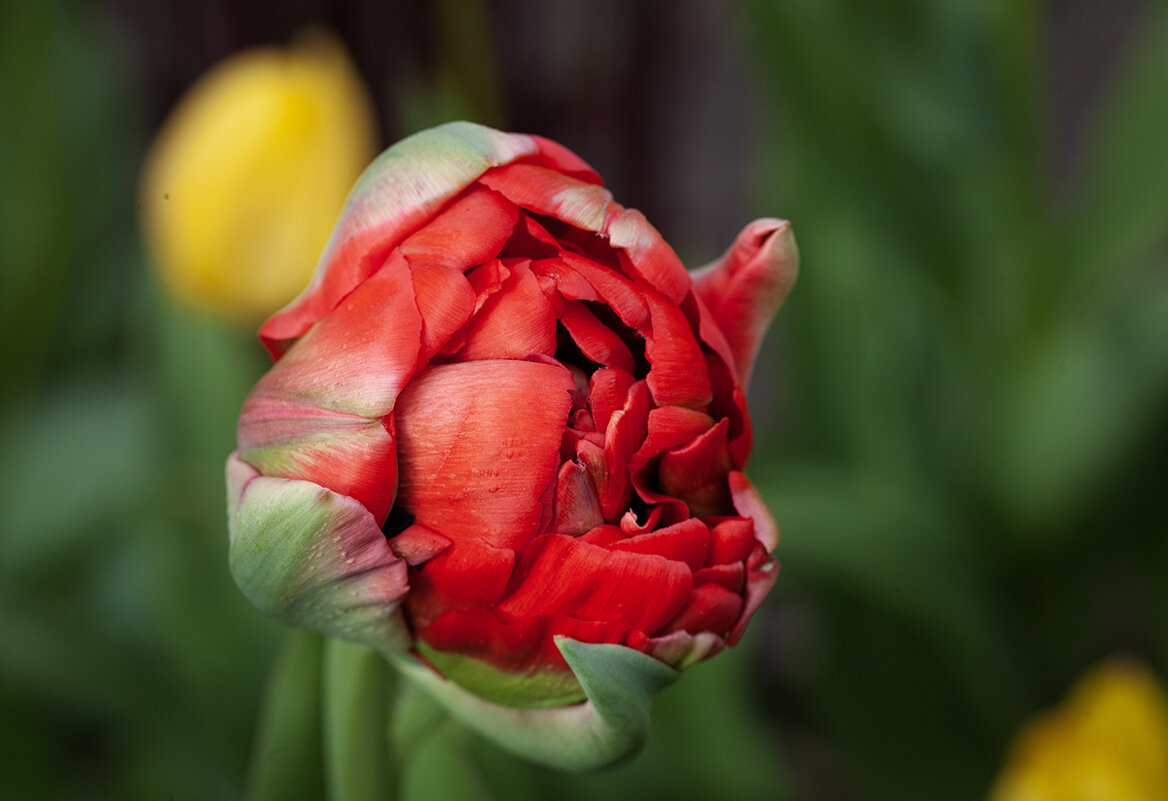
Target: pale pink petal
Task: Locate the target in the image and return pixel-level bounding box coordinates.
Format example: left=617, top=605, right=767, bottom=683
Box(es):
left=399, top=186, right=519, bottom=269
left=460, top=261, right=558, bottom=360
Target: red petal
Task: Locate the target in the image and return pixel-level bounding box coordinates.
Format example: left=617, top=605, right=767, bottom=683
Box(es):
left=642, top=287, right=712, bottom=409
left=395, top=359, right=575, bottom=550
left=261, top=124, right=544, bottom=355
left=238, top=255, right=421, bottom=520
left=608, top=518, right=711, bottom=571
left=551, top=461, right=604, bottom=535
left=531, top=257, right=601, bottom=302
left=690, top=219, right=798, bottom=388
left=400, top=186, right=518, bottom=269
left=729, top=470, right=779, bottom=552
left=599, top=381, right=651, bottom=521
left=528, top=135, right=604, bottom=184
left=497, top=534, right=692, bottom=635
left=559, top=252, right=649, bottom=329
left=659, top=418, right=734, bottom=518
left=666, top=582, right=744, bottom=636
left=386, top=522, right=451, bottom=566
left=588, top=368, right=636, bottom=434
left=479, top=163, right=614, bottom=234
left=407, top=538, right=516, bottom=628
left=559, top=300, right=636, bottom=373
left=460, top=261, right=557, bottom=360
left=728, top=542, right=778, bottom=646
left=631, top=406, right=715, bottom=473
left=693, top=562, right=746, bottom=593
left=607, top=207, right=691, bottom=304
left=238, top=399, right=398, bottom=522
left=709, top=518, right=757, bottom=565
left=410, top=263, right=476, bottom=360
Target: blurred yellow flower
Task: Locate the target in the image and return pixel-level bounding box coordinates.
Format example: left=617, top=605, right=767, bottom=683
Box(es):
left=990, top=658, right=1168, bottom=801
left=140, top=31, right=378, bottom=322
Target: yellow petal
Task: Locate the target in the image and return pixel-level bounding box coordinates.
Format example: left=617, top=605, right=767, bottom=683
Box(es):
left=140, top=30, right=377, bottom=322
left=991, top=657, right=1168, bottom=801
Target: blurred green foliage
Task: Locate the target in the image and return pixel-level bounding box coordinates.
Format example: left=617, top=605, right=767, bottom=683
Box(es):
left=745, top=0, right=1168, bottom=798
left=2, top=0, right=1166, bottom=799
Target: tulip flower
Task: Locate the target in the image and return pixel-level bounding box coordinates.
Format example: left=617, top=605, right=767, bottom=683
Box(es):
left=990, top=657, right=1168, bottom=801
left=227, top=121, right=797, bottom=768
left=140, top=31, right=377, bottom=322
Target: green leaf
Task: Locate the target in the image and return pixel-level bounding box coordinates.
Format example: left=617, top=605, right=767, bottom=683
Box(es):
left=390, top=639, right=678, bottom=771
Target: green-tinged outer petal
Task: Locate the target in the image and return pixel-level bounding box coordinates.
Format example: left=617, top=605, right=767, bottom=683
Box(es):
left=227, top=452, right=410, bottom=653
left=389, top=638, right=678, bottom=771
left=261, top=122, right=544, bottom=353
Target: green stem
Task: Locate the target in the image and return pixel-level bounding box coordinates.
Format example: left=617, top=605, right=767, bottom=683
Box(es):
left=323, top=638, right=397, bottom=801
left=245, top=630, right=326, bottom=801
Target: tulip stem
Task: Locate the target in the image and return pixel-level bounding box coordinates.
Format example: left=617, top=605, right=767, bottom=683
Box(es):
left=323, top=638, right=398, bottom=801
left=245, top=630, right=326, bottom=801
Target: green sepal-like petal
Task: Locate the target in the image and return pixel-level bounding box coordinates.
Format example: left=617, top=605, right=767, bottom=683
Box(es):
left=227, top=452, right=410, bottom=653
left=389, top=637, right=678, bottom=771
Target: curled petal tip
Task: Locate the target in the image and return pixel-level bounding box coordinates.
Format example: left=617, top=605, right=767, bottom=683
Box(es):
left=693, top=218, right=799, bottom=388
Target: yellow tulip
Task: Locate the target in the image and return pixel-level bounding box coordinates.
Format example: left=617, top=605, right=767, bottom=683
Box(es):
left=990, top=658, right=1168, bottom=801
left=140, top=31, right=378, bottom=322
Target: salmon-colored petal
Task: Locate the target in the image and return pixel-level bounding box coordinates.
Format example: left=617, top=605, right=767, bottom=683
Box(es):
left=238, top=255, right=420, bottom=520
left=237, top=398, right=397, bottom=522
left=559, top=300, right=636, bottom=373
left=478, top=163, right=615, bottom=234
left=400, top=186, right=518, bottom=269
left=395, top=359, right=575, bottom=550
left=410, top=262, right=476, bottom=360
left=607, top=207, right=691, bottom=304
left=261, top=122, right=544, bottom=355
left=530, top=256, right=601, bottom=302
left=497, top=534, right=692, bottom=635
left=558, top=252, right=649, bottom=329
left=385, top=521, right=451, bottom=566
left=690, top=218, right=798, bottom=388
left=460, top=261, right=558, bottom=360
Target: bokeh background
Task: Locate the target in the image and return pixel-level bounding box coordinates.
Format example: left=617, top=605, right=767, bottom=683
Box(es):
left=2, top=1, right=1167, bottom=799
